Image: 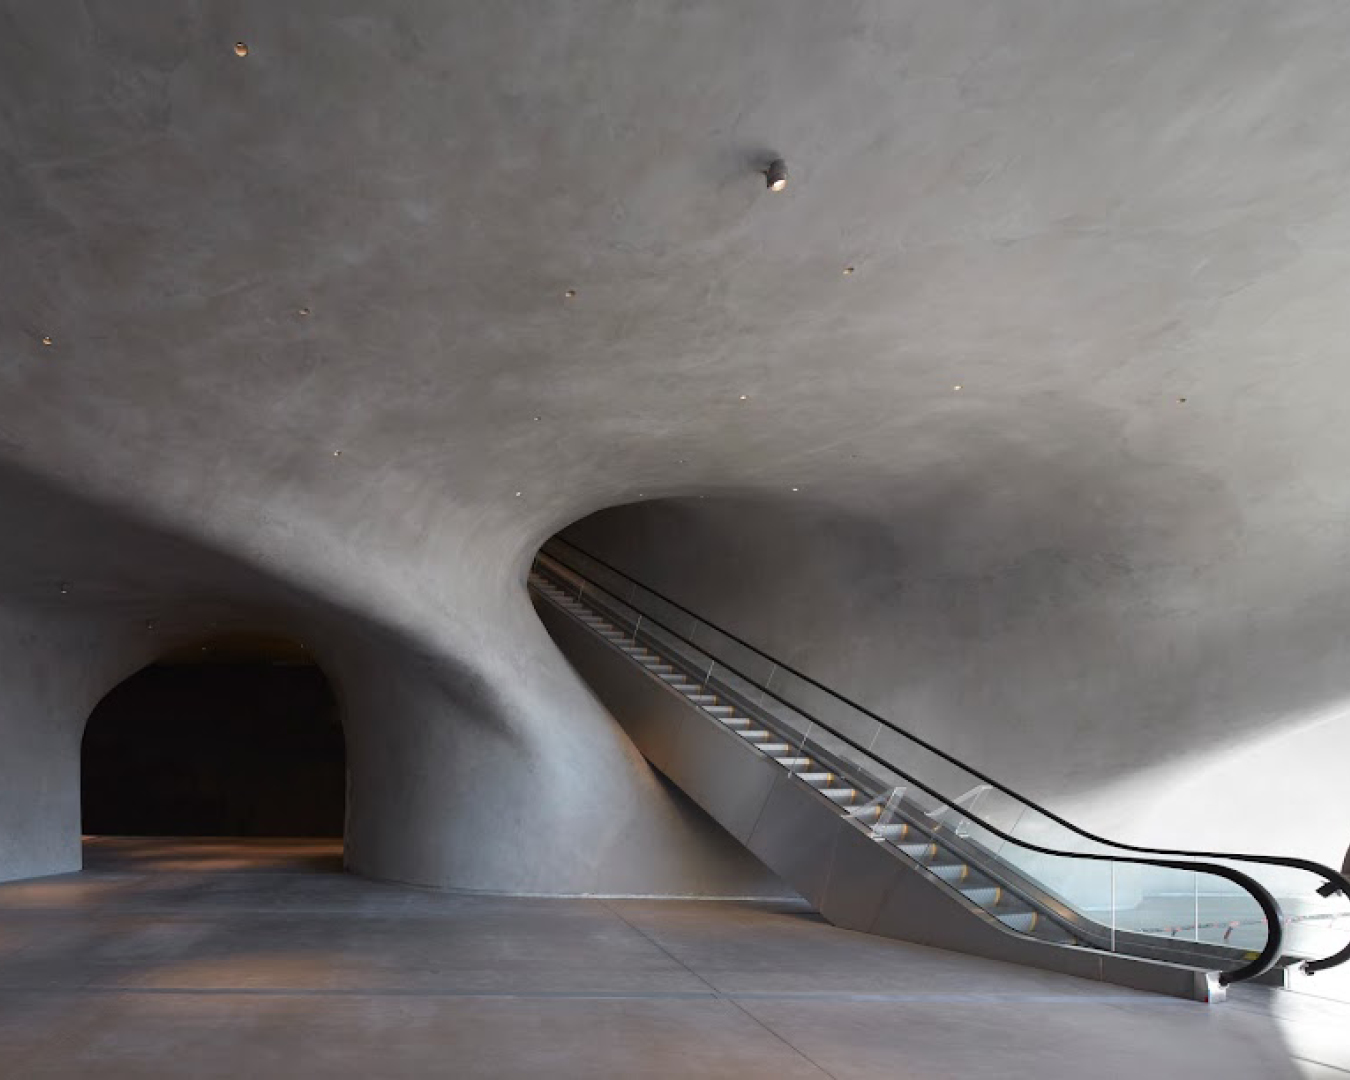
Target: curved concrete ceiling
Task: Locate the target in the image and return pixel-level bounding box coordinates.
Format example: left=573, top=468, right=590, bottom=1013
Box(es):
left=3, top=4, right=1350, bottom=882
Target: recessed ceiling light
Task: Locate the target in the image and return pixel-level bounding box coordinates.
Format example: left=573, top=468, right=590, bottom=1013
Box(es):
left=532, top=416, right=541, bottom=422
left=514, top=491, right=523, bottom=497
left=234, top=42, right=249, bottom=57
left=953, top=384, right=963, bottom=391
left=791, top=487, right=799, bottom=492
left=332, top=449, right=342, bottom=457
left=765, top=158, right=788, bottom=192
left=843, top=266, right=855, bottom=276
left=59, top=582, right=69, bottom=595
left=738, top=394, right=749, bottom=401
left=1177, top=397, right=1187, bottom=404
left=298, top=307, right=310, bottom=317
left=40, top=335, right=53, bottom=346
left=564, top=289, right=577, bottom=299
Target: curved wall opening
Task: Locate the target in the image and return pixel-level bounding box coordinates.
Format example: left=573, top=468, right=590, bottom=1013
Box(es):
left=81, top=635, right=345, bottom=844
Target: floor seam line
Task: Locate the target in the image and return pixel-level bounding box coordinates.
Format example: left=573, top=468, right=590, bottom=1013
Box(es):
left=597, top=898, right=840, bottom=1080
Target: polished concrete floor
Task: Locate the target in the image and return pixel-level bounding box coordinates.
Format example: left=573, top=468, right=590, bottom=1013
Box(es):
left=0, top=839, right=1346, bottom=1079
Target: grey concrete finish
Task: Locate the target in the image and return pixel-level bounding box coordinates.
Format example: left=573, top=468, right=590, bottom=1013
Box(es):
left=0, top=463, right=775, bottom=893
left=0, top=840, right=1345, bottom=1078
left=2, top=1, right=1350, bottom=897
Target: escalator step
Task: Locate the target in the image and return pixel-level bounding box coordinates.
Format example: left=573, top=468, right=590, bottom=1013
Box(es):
left=998, top=911, right=1041, bottom=934
left=928, top=863, right=972, bottom=884
left=960, top=885, right=1005, bottom=908
left=899, top=842, right=938, bottom=860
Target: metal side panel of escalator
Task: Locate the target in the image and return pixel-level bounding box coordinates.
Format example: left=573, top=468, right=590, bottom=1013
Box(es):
left=530, top=574, right=1228, bottom=1003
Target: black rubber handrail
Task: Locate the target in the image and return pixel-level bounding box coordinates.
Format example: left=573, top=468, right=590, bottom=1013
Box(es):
left=545, top=536, right=1350, bottom=975
left=533, top=550, right=1286, bottom=985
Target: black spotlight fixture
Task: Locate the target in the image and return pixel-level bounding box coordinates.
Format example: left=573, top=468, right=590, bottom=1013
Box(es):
left=764, top=158, right=788, bottom=192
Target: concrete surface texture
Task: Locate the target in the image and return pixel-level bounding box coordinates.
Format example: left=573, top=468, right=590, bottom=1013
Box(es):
left=1, top=838, right=1347, bottom=1079
left=2, top=0, right=1350, bottom=895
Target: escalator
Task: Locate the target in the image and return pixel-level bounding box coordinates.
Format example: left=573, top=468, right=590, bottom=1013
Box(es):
left=530, top=538, right=1350, bottom=1003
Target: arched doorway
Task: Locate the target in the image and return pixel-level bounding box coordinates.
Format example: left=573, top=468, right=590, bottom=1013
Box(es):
left=81, top=635, right=345, bottom=846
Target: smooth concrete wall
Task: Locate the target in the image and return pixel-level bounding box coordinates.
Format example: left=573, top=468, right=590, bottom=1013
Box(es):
left=0, top=609, right=153, bottom=882
left=0, top=465, right=782, bottom=895
left=329, top=611, right=790, bottom=894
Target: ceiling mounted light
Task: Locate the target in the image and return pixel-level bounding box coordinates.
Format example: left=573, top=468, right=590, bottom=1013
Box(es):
left=234, top=42, right=249, bottom=57
left=953, top=384, right=963, bottom=391
left=332, top=449, right=342, bottom=457
left=298, top=307, right=310, bottom=317
left=764, top=158, right=788, bottom=192
left=40, top=335, right=53, bottom=346
left=564, top=289, right=577, bottom=299
left=843, top=266, right=855, bottom=276
left=515, top=491, right=523, bottom=497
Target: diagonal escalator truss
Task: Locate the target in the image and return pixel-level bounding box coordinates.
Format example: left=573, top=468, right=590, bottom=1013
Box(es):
left=529, top=539, right=1350, bottom=1003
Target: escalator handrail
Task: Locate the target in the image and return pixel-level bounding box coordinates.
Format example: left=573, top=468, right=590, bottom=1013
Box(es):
left=544, top=536, right=1350, bottom=974
left=533, top=551, right=1286, bottom=985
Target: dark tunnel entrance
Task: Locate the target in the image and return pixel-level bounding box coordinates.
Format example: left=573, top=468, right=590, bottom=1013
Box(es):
left=81, top=636, right=346, bottom=840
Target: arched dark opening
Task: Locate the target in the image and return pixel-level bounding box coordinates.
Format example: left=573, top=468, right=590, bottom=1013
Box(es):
left=81, top=635, right=345, bottom=840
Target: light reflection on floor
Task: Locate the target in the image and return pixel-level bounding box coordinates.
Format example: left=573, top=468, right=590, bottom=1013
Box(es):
left=0, top=838, right=1344, bottom=1078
